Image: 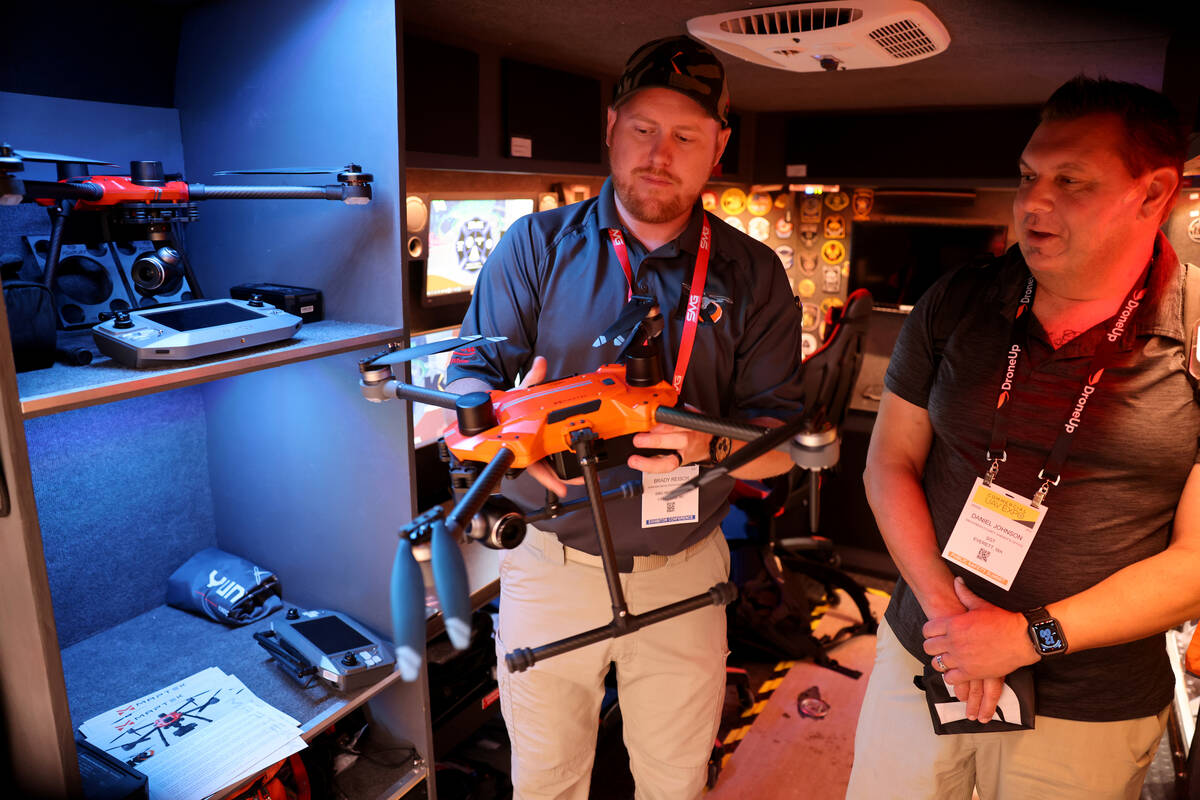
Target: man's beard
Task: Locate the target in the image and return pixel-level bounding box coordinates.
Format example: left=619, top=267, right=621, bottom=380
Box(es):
left=613, top=169, right=691, bottom=224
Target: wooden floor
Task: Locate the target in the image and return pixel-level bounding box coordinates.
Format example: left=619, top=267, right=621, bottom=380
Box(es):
left=708, top=589, right=892, bottom=800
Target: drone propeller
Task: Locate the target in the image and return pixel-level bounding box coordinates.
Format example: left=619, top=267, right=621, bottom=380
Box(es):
left=371, top=335, right=508, bottom=367
left=9, top=147, right=115, bottom=166
left=592, top=295, right=656, bottom=349
left=213, top=164, right=367, bottom=176
left=390, top=539, right=427, bottom=681
left=429, top=517, right=472, bottom=649
left=214, top=167, right=345, bottom=175
left=389, top=446, right=516, bottom=679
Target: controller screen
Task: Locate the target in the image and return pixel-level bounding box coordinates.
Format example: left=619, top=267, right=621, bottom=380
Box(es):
left=290, top=616, right=372, bottom=654
left=139, top=301, right=263, bottom=331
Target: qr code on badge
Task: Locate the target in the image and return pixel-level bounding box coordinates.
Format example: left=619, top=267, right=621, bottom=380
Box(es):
left=977, top=548, right=990, bottom=562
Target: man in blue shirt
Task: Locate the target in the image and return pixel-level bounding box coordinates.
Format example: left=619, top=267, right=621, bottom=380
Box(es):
left=446, top=36, right=803, bottom=800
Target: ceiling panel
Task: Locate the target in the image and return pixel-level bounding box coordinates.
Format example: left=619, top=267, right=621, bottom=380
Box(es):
left=402, top=0, right=1181, bottom=113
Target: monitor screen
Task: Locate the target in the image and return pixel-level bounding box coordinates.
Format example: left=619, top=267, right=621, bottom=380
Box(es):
left=409, top=326, right=463, bottom=449
left=848, top=221, right=1008, bottom=308
left=424, top=198, right=535, bottom=305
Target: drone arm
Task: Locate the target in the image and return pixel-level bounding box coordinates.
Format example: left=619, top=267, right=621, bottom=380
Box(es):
left=445, top=447, right=516, bottom=536
left=524, top=481, right=642, bottom=524
left=189, top=184, right=371, bottom=204
left=391, top=382, right=463, bottom=410
left=189, top=184, right=340, bottom=201
left=653, top=405, right=769, bottom=443
left=22, top=180, right=103, bottom=202
left=42, top=201, right=72, bottom=290
left=661, top=408, right=819, bottom=500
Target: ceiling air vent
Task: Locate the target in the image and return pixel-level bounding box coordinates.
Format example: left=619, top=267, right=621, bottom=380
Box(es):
left=718, top=7, right=864, bottom=35
left=869, top=18, right=939, bottom=59
left=688, top=0, right=950, bottom=73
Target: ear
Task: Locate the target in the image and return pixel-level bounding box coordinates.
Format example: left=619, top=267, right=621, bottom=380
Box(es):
left=711, top=125, right=732, bottom=171
left=605, top=106, right=618, bottom=148
left=1139, top=165, right=1180, bottom=223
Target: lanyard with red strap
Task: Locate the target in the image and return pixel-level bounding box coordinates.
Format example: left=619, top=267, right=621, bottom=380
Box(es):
left=607, top=216, right=712, bottom=392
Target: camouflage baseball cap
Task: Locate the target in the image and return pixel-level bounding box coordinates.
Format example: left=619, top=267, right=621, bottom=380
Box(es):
left=612, top=36, right=731, bottom=128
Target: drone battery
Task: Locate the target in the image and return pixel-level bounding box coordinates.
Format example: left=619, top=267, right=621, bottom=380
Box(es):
left=76, top=735, right=148, bottom=800
left=549, top=432, right=675, bottom=480
left=231, top=282, right=324, bottom=323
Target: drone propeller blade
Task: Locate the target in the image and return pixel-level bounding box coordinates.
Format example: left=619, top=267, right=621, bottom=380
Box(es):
left=13, top=149, right=115, bottom=166
left=390, top=539, right=428, bottom=681
left=662, top=411, right=815, bottom=501
left=374, top=335, right=507, bottom=367
left=213, top=167, right=342, bottom=175
left=593, top=295, right=655, bottom=349
left=430, top=517, right=473, bottom=650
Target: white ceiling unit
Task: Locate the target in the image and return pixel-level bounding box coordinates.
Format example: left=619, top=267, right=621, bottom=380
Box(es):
left=687, top=0, right=951, bottom=73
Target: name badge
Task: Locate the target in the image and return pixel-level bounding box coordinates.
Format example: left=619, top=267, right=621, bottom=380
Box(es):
left=642, top=466, right=700, bottom=528
left=941, top=477, right=1047, bottom=590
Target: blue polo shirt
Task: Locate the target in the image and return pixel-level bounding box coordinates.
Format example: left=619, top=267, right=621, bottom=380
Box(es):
left=447, top=178, right=804, bottom=560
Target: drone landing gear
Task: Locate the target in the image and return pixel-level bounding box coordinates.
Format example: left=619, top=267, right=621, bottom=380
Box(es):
left=504, top=428, right=738, bottom=673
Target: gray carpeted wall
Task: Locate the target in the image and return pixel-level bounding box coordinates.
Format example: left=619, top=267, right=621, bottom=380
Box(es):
left=25, top=389, right=218, bottom=648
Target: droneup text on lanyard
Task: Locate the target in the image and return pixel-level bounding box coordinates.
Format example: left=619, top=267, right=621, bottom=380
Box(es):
left=941, top=264, right=1150, bottom=590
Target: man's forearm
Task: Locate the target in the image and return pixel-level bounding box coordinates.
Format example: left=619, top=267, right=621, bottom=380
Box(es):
left=445, top=377, right=498, bottom=395
left=1049, top=545, right=1200, bottom=653
left=865, top=460, right=963, bottom=620
left=726, top=418, right=794, bottom=479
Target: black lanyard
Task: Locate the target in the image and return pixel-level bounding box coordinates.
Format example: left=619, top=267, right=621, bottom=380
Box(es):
left=985, top=263, right=1151, bottom=506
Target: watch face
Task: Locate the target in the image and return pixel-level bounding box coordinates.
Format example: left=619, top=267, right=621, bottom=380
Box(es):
left=1032, top=620, right=1066, bottom=653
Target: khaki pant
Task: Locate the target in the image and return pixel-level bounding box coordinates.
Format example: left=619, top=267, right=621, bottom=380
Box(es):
left=495, top=527, right=730, bottom=800
left=846, top=619, right=1168, bottom=800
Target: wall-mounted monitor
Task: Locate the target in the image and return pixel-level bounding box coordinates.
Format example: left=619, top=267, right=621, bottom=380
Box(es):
left=422, top=197, right=535, bottom=306
left=848, top=221, right=1008, bottom=308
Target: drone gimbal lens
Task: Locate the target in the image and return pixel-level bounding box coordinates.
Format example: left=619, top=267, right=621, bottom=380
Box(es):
left=131, top=247, right=183, bottom=295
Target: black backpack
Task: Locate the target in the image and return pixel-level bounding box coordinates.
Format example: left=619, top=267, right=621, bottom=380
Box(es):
left=1, top=260, right=56, bottom=372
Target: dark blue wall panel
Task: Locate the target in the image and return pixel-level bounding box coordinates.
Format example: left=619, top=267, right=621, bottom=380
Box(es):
left=174, top=0, right=405, bottom=326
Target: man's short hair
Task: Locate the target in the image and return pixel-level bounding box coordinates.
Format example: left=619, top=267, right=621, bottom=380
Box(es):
left=1041, top=75, right=1187, bottom=181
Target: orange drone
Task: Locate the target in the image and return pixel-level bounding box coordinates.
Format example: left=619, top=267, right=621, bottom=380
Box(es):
left=358, top=302, right=788, bottom=679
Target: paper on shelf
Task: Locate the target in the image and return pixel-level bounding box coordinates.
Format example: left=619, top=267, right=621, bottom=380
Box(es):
left=78, top=667, right=306, bottom=800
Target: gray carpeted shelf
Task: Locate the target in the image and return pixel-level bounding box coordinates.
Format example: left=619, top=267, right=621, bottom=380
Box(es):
left=61, top=603, right=398, bottom=740
left=17, top=320, right=405, bottom=418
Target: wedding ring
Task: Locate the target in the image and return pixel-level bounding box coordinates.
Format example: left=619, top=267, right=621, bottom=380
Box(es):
left=934, top=654, right=947, bottom=673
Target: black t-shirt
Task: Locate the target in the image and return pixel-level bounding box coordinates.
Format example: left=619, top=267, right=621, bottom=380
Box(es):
left=883, top=234, right=1199, bottom=721
left=447, top=178, right=804, bottom=560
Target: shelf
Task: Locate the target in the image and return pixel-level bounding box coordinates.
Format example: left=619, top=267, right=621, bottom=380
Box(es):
left=333, top=749, right=428, bottom=800
left=60, top=604, right=410, bottom=744
left=17, top=320, right=406, bottom=419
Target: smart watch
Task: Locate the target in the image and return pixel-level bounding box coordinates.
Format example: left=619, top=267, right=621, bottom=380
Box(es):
left=1022, top=607, right=1068, bottom=656
left=708, top=435, right=732, bottom=466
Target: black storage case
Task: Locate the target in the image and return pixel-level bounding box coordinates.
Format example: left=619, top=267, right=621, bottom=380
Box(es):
left=76, top=735, right=149, bottom=800
left=230, top=282, right=324, bottom=323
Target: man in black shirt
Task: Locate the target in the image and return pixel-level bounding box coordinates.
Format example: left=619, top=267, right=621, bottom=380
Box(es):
left=447, top=37, right=802, bottom=798
left=847, top=77, right=1200, bottom=799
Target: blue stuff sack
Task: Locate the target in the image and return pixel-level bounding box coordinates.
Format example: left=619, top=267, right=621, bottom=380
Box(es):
left=166, top=547, right=282, bottom=626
